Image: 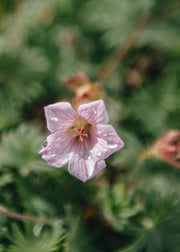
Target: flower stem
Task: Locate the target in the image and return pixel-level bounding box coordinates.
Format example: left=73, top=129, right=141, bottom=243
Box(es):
left=139, top=148, right=157, bottom=161
left=97, top=12, right=151, bottom=83
left=0, top=205, right=54, bottom=225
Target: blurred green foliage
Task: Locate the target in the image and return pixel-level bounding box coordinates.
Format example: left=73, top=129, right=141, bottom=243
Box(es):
left=0, top=0, right=180, bottom=251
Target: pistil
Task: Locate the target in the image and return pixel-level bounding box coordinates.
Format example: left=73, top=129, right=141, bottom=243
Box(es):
left=73, top=125, right=88, bottom=142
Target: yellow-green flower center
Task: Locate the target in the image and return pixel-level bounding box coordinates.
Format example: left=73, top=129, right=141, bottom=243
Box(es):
left=73, top=125, right=88, bottom=142
left=70, top=118, right=91, bottom=142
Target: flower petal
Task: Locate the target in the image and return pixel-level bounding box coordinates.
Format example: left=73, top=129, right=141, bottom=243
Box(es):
left=68, top=140, right=99, bottom=182
left=44, top=102, right=77, bottom=132
left=78, top=100, right=108, bottom=125
left=90, top=125, right=124, bottom=160
left=39, top=131, right=74, bottom=167
left=89, top=160, right=106, bottom=180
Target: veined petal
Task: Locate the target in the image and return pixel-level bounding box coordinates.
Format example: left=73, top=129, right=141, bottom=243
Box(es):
left=39, top=132, right=74, bottom=167
left=89, top=160, right=106, bottom=180
left=44, top=102, right=77, bottom=132
left=39, top=130, right=68, bottom=152
left=68, top=140, right=98, bottom=182
left=78, top=100, right=108, bottom=125
left=90, top=125, right=124, bottom=160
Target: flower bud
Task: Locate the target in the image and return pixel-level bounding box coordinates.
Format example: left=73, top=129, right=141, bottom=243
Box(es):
left=63, top=71, right=102, bottom=109
left=154, top=130, right=180, bottom=168
left=141, top=130, right=180, bottom=168
left=63, top=71, right=90, bottom=91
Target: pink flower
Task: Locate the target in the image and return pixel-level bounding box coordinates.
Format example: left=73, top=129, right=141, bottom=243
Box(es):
left=39, top=100, right=124, bottom=182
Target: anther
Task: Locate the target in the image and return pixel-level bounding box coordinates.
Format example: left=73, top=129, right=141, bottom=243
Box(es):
left=73, top=126, right=88, bottom=142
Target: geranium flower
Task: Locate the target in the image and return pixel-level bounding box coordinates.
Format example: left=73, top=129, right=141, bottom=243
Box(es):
left=39, top=100, right=124, bottom=182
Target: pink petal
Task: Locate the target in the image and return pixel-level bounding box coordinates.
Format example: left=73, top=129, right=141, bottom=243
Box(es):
left=78, top=100, right=108, bottom=125
left=39, top=131, right=75, bottom=167
left=89, top=160, right=106, bottom=180
left=90, top=125, right=124, bottom=160
left=68, top=140, right=100, bottom=182
left=44, top=102, right=77, bottom=132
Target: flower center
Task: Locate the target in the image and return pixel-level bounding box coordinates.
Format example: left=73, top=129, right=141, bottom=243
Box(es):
left=73, top=125, right=88, bottom=142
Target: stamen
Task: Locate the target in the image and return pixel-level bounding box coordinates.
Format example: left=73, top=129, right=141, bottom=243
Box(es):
left=73, top=126, right=88, bottom=142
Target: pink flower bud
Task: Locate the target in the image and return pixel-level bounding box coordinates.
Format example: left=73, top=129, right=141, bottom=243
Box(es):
left=63, top=71, right=102, bottom=109
left=141, top=130, right=180, bottom=168
left=63, top=71, right=90, bottom=91
left=153, top=130, right=180, bottom=168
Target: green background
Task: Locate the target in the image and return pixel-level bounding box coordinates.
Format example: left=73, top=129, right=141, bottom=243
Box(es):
left=0, top=0, right=180, bottom=251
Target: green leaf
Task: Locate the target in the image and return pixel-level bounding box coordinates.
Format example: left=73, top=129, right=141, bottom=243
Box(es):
left=7, top=222, right=65, bottom=252
left=0, top=123, right=50, bottom=174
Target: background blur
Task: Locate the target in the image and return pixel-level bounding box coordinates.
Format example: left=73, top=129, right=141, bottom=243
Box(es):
left=0, top=0, right=180, bottom=251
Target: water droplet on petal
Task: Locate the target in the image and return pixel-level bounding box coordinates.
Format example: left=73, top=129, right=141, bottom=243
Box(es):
left=97, top=152, right=101, bottom=157
left=49, top=109, right=58, bottom=122
left=51, top=117, right=58, bottom=122
left=108, top=143, right=118, bottom=149
left=49, top=109, right=55, bottom=115
left=49, top=109, right=56, bottom=116
left=41, top=140, right=47, bottom=148
left=103, top=148, right=107, bottom=153
left=93, top=109, right=97, bottom=114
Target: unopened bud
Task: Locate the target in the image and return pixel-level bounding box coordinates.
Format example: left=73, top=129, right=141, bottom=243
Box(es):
left=63, top=71, right=102, bottom=109
left=141, top=130, right=180, bottom=169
